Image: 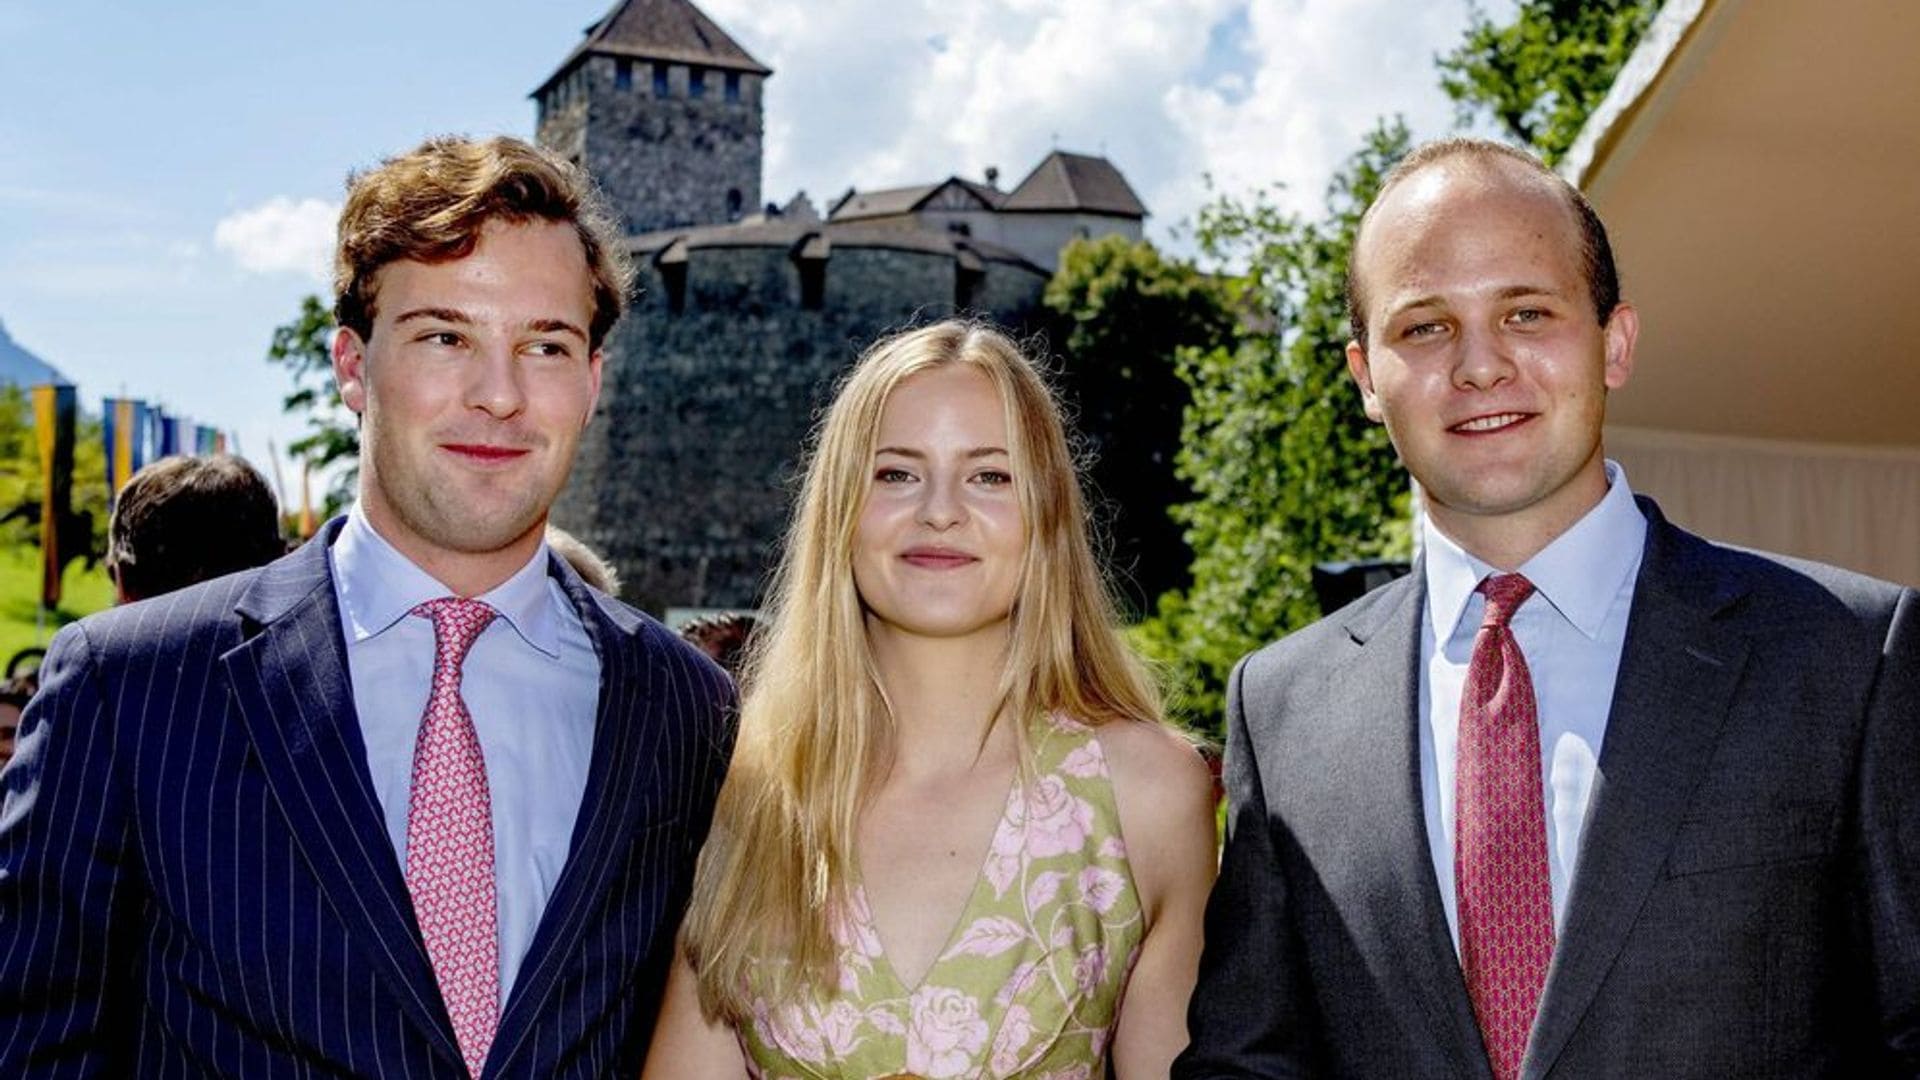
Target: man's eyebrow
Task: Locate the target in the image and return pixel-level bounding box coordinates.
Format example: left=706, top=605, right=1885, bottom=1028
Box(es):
left=526, top=318, right=588, bottom=340
left=1495, top=284, right=1568, bottom=301
left=392, top=307, right=473, bottom=326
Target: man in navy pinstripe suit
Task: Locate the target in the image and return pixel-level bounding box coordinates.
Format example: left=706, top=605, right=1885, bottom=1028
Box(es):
left=0, top=135, right=737, bottom=1078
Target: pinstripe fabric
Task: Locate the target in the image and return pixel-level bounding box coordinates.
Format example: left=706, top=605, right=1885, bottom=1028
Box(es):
left=0, top=518, right=738, bottom=1078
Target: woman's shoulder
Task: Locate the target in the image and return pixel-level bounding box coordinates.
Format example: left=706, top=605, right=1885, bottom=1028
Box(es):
left=1085, top=717, right=1213, bottom=811
left=1081, top=717, right=1217, bottom=922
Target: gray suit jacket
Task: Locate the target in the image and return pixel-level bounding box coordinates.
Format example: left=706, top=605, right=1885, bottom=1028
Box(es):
left=1175, top=499, right=1920, bottom=1078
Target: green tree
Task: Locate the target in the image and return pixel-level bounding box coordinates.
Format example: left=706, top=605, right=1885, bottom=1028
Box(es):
left=1438, top=0, right=1659, bottom=163
left=1043, top=236, right=1234, bottom=615
left=267, top=294, right=359, bottom=515
left=1138, top=121, right=1415, bottom=734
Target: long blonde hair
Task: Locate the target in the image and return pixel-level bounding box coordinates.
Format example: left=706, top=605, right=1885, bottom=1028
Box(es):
left=680, top=319, right=1162, bottom=1020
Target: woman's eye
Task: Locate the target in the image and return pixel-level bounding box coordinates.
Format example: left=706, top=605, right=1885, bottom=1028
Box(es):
left=875, top=467, right=914, bottom=483
left=973, top=470, right=1013, bottom=487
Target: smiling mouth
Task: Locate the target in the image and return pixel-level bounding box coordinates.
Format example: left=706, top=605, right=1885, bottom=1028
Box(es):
left=1450, top=412, right=1533, bottom=435
left=442, top=443, right=530, bottom=463
left=901, top=550, right=977, bottom=569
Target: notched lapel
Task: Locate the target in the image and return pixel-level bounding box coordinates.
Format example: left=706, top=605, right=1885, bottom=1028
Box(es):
left=221, top=525, right=464, bottom=1070
left=488, top=567, right=673, bottom=1076
left=1524, top=515, right=1751, bottom=1079
left=1336, top=572, right=1492, bottom=1080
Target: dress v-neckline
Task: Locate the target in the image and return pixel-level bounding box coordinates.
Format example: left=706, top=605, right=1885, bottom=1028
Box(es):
left=856, top=772, right=1024, bottom=994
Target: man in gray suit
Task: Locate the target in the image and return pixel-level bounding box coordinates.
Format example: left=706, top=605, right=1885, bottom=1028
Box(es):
left=1174, top=138, right=1920, bottom=1078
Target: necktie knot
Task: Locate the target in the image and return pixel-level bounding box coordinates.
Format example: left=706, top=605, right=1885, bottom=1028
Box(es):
left=412, top=597, right=497, bottom=669
left=1477, top=573, right=1535, bottom=630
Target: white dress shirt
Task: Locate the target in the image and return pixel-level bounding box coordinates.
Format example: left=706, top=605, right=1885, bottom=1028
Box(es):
left=330, top=508, right=600, bottom=1002
left=1419, top=461, right=1647, bottom=950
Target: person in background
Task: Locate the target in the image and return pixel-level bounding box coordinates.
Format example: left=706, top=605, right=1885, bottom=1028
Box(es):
left=645, top=320, right=1217, bottom=1079
left=676, top=612, right=757, bottom=678
left=104, top=453, right=287, bottom=603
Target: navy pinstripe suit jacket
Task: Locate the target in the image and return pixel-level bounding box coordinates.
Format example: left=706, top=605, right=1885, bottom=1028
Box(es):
left=0, top=519, right=738, bottom=1078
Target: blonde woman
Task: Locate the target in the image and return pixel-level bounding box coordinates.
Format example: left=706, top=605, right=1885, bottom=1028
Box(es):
left=645, top=320, right=1216, bottom=1079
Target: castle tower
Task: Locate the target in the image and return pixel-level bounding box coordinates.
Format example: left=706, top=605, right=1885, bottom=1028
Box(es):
left=532, top=0, right=771, bottom=234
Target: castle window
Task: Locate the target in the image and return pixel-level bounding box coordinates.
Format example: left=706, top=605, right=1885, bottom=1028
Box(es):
left=725, top=71, right=741, bottom=103
left=793, top=233, right=830, bottom=311
left=955, top=247, right=985, bottom=312
left=654, top=64, right=670, bottom=98
left=689, top=66, right=707, bottom=99
left=726, top=188, right=744, bottom=221
left=657, top=239, right=690, bottom=315
left=615, top=58, right=632, bottom=91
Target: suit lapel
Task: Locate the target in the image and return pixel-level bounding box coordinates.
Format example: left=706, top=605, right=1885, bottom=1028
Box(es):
left=1524, top=506, right=1751, bottom=1078
left=220, top=520, right=464, bottom=1068
left=486, top=564, right=669, bottom=1075
left=1338, top=571, right=1493, bottom=1080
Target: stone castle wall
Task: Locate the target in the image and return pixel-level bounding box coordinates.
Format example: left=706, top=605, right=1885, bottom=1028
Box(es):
left=537, top=55, right=763, bottom=234
left=552, top=243, right=1050, bottom=614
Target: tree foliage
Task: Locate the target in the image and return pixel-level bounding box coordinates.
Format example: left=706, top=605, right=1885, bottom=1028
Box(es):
left=1137, top=120, right=1415, bottom=734
left=1438, top=0, right=1659, bottom=164
left=267, top=294, right=359, bottom=515
left=1043, top=235, right=1234, bottom=615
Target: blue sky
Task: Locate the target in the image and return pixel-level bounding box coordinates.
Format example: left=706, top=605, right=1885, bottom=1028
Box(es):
left=0, top=0, right=1502, bottom=495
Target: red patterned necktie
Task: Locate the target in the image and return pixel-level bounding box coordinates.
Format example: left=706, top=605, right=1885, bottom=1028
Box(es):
left=407, top=597, right=500, bottom=1078
left=1456, top=573, right=1554, bottom=1080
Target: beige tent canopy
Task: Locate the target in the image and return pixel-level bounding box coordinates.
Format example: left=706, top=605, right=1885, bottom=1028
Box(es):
left=1563, top=0, right=1920, bottom=585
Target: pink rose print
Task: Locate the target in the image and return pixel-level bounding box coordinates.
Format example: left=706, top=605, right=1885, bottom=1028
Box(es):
left=762, top=1001, right=827, bottom=1065
left=1097, top=836, right=1128, bottom=860
left=1026, top=870, right=1064, bottom=910
left=985, top=787, right=1026, bottom=897
left=816, top=1001, right=863, bottom=1058
left=1019, top=776, right=1094, bottom=858
left=994, top=960, right=1041, bottom=1007
left=905, top=985, right=990, bottom=1079
left=989, top=1004, right=1036, bottom=1076
left=830, top=887, right=883, bottom=990
left=1059, top=741, right=1107, bottom=779
left=1048, top=713, right=1091, bottom=735
left=1078, top=866, right=1127, bottom=914
left=1073, top=945, right=1109, bottom=995
left=1034, top=1066, right=1093, bottom=1080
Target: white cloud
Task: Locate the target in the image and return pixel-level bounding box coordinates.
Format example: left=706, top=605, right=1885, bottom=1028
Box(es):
left=698, top=0, right=1502, bottom=253
left=213, top=197, right=338, bottom=282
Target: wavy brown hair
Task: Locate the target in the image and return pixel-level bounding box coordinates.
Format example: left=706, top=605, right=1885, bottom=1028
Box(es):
left=678, top=320, right=1164, bottom=1021
left=332, top=135, right=633, bottom=349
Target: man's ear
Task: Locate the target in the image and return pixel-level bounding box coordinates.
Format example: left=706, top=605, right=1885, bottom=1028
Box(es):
left=1346, top=340, right=1385, bottom=422
left=332, top=327, right=370, bottom=415
left=1601, top=302, right=1639, bottom=391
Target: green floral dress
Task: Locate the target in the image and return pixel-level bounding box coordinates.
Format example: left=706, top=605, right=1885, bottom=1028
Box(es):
left=739, top=714, right=1145, bottom=1079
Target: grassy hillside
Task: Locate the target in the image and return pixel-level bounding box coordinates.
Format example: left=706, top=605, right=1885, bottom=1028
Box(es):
left=0, top=542, right=114, bottom=670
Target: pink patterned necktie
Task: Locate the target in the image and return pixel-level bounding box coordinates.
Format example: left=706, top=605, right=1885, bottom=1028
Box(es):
left=407, top=597, right=500, bottom=1078
left=1455, top=573, right=1554, bottom=1080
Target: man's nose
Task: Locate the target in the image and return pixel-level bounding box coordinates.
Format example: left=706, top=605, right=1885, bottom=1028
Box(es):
left=1451, top=321, right=1516, bottom=392
left=466, top=343, right=528, bottom=418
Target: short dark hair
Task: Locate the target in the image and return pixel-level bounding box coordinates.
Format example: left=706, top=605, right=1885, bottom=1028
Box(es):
left=333, top=135, right=634, bottom=351
left=107, top=455, right=286, bottom=602
left=1346, top=137, right=1620, bottom=349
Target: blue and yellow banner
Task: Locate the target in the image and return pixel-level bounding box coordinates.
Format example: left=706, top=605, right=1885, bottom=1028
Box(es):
left=33, top=384, right=77, bottom=609
left=102, top=397, right=152, bottom=507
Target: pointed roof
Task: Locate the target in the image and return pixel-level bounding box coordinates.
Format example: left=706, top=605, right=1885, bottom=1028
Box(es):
left=0, top=319, right=70, bottom=388
left=826, top=178, right=1005, bottom=222
left=1001, top=151, right=1146, bottom=218
left=535, top=0, right=771, bottom=95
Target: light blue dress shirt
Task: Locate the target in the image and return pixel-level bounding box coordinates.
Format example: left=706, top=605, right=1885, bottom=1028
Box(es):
left=330, top=508, right=600, bottom=1002
left=1419, top=461, right=1647, bottom=951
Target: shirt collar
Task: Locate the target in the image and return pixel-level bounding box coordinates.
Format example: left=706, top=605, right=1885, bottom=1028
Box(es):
left=1424, top=460, right=1648, bottom=642
left=332, top=506, right=564, bottom=658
